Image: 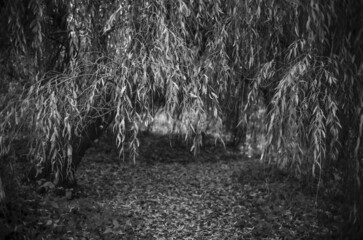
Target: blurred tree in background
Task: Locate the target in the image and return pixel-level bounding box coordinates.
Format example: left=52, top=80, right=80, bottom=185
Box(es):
left=0, top=0, right=363, bottom=237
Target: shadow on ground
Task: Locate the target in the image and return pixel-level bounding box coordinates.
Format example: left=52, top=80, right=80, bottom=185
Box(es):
left=1, top=133, right=344, bottom=240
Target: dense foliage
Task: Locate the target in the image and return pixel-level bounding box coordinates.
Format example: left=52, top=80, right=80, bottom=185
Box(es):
left=1, top=0, right=363, bottom=237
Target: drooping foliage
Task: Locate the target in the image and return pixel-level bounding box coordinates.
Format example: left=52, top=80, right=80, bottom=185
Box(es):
left=1, top=0, right=363, bottom=236
left=250, top=0, right=363, bottom=234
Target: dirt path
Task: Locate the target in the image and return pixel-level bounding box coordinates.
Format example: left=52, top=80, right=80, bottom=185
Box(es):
left=27, top=134, right=339, bottom=239
left=77, top=159, right=249, bottom=239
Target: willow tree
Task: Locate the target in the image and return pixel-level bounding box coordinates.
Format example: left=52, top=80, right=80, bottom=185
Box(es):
left=245, top=0, right=363, bottom=237
left=1, top=0, right=363, bottom=237
left=1, top=0, right=228, bottom=187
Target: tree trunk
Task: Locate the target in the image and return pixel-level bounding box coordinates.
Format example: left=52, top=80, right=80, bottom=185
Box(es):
left=0, top=176, right=5, bottom=203
left=28, top=105, right=115, bottom=188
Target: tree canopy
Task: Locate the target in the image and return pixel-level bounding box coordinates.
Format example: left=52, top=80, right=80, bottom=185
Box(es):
left=1, top=0, right=363, bottom=237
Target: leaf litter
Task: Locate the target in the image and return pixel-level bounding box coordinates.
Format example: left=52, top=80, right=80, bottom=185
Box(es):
left=1, top=134, right=343, bottom=239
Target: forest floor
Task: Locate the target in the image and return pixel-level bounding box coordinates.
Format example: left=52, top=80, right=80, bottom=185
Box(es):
left=1, top=133, right=344, bottom=240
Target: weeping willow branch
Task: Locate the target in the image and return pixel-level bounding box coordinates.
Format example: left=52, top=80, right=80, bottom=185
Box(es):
left=261, top=55, right=340, bottom=176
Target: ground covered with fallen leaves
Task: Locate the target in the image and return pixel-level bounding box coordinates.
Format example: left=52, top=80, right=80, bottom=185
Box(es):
left=1, top=133, right=344, bottom=240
